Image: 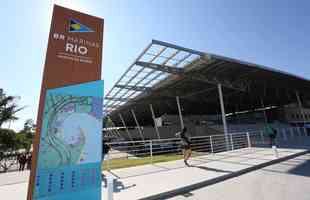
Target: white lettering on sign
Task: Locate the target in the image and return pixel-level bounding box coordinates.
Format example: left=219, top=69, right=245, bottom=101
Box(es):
left=52, top=32, right=100, bottom=48
left=65, top=43, right=88, bottom=55
left=53, top=33, right=65, bottom=40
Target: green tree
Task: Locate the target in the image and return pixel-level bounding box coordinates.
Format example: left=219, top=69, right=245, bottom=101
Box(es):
left=0, top=128, right=19, bottom=172
left=0, top=119, right=35, bottom=172
left=0, top=91, right=24, bottom=128
left=17, top=119, right=35, bottom=152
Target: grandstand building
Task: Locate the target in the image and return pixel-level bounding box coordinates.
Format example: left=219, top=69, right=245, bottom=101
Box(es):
left=103, top=40, right=310, bottom=141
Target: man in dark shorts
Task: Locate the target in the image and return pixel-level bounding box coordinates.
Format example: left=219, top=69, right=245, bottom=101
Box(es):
left=176, top=127, right=192, bottom=167
left=18, top=153, right=27, bottom=171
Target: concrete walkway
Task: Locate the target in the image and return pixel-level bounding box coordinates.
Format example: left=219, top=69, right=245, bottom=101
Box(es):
left=102, top=147, right=309, bottom=200
left=0, top=145, right=309, bottom=200
left=168, top=153, right=310, bottom=200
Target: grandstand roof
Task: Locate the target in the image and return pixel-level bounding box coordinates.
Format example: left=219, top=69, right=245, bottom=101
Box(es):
left=104, top=40, right=310, bottom=126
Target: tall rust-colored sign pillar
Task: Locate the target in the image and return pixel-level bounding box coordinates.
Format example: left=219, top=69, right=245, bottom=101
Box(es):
left=27, top=5, right=104, bottom=200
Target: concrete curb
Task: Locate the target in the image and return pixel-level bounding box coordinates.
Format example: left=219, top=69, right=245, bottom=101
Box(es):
left=139, top=149, right=310, bottom=200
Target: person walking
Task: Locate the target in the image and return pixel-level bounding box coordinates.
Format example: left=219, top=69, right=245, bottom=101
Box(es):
left=176, top=127, right=192, bottom=167
left=18, top=153, right=27, bottom=171
left=263, top=122, right=277, bottom=147
left=17, top=154, right=22, bottom=171
left=26, top=153, right=32, bottom=170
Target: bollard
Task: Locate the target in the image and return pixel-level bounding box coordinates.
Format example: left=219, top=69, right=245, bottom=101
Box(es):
left=272, top=145, right=279, bottom=158
left=107, top=174, right=114, bottom=200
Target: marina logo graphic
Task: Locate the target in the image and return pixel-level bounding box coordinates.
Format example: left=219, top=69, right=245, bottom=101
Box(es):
left=69, top=19, right=94, bottom=33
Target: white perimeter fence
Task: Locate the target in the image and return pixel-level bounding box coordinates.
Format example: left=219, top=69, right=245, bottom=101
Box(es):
left=105, top=127, right=310, bottom=170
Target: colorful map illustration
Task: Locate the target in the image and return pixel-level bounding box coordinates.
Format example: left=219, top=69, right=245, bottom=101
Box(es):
left=33, top=81, right=103, bottom=200
left=37, top=94, right=102, bottom=169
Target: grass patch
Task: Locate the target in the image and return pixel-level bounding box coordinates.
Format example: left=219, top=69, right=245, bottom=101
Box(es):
left=102, top=152, right=201, bottom=170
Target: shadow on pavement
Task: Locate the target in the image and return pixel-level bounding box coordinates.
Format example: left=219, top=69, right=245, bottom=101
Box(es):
left=288, top=158, right=310, bottom=177
left=261, top=153, right=310, bottom=178
left=102, top=174, right=136, bottom=193
left=192, top=165, right=233, bottom=173
left=181, top=192, right=194, bottom=198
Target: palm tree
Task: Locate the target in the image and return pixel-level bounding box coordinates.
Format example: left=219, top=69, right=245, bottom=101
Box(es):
left=0, top=92, right=24, bottom=128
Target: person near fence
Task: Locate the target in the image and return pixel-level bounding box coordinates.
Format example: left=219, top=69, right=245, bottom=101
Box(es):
left=176, top=127, right=192, bottom=167
left=263, top=123, right=277, bottom=147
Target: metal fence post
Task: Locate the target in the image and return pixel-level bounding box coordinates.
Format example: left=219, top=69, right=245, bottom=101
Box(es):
left=150, top=104, right=161, bottom=140
left=230, top=134, right=234, bottom=150
left=246, top=132, right=251, bottom=148
left=150, top=140, right=153, bottom=164
left=260, top=130, right=264, bottom=143
left=210, top=136, right=214, bottom=154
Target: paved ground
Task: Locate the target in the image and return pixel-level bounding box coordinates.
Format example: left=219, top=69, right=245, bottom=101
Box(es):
left=0, top=138, right=309, bottom=200
left=168, top=153, right=310, bottom=200
left=101, top=147, right=307, bottom=200
left=0, top=170, right=29, bottom=186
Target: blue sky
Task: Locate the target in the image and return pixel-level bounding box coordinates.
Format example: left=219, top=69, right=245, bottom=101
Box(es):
left=1, top=0, right=310, bottom=130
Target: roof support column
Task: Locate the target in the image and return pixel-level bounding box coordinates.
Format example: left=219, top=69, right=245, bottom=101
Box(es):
left=176, top=96, right=184, bottom=129
left=119, top=113, right=133, bottom=141
left=131, top=109, right=145, bottom=141
left=295, top=91, right=306, bottom=126
left=150, top=104, right=161, bottom=139
left=218, top=84, right=229, bottom=150
left=107, top=116, right=122, bottom=138
left=260, top=98, right=268, bottom=124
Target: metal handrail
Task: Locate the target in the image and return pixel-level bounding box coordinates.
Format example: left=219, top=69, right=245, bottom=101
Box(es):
left=103, top=127, right=308, bottom=171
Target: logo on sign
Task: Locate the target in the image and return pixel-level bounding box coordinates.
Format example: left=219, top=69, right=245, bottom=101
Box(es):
left=69, top=19, right=94, bottom=33
left=52, top=19, right=100, bottom=64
